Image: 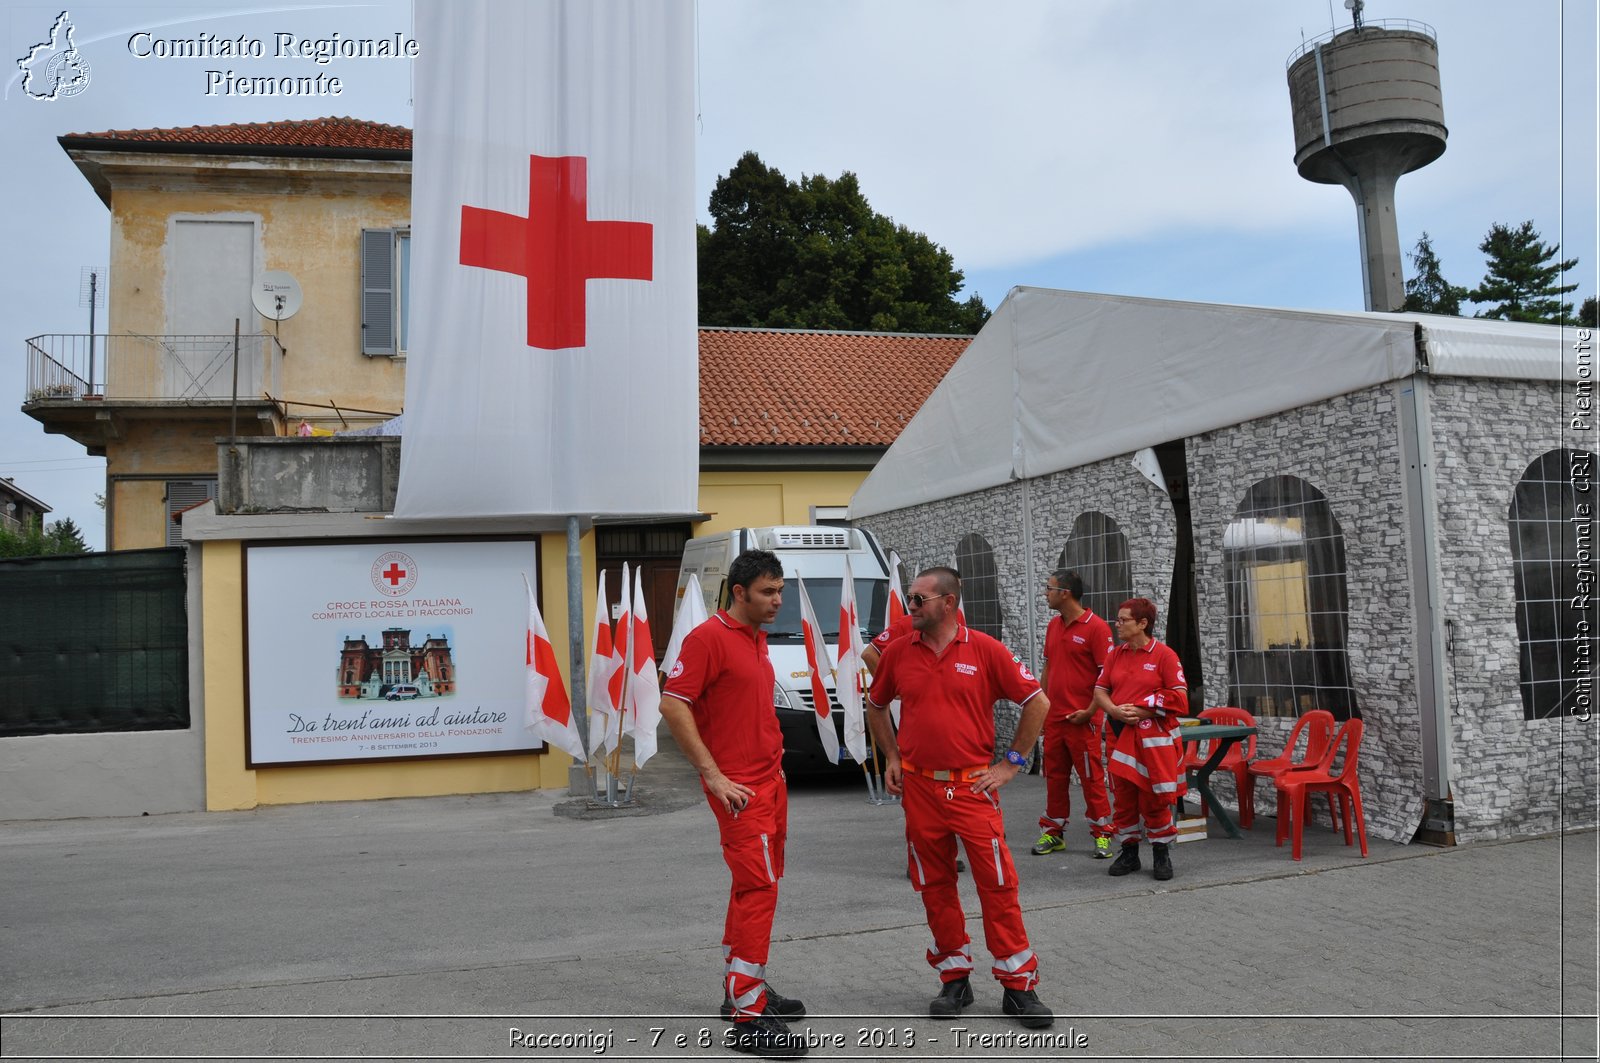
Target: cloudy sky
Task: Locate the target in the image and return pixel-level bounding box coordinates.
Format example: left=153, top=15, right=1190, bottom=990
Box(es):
left=2, top=0, right=1594, bottom=547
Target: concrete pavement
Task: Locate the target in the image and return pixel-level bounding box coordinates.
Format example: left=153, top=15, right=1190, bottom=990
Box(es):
left=2, top=738, right=1595, bottom=1061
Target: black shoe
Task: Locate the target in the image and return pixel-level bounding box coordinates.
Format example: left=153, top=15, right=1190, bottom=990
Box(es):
left=721, top=984, right=807, bottom=1022
left=928, top=977, right=974, bottom=1017
left=1001, top=987, right=1055, bottom=1029
left=725, top=1012, right=807, bottom=1058
left=1152, top=842, right=1174, bottom=881
left=1108, top=843, right=1141, bottom=876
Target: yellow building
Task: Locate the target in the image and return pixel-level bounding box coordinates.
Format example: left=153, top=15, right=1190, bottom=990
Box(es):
left=19, top=117, right=968, bottom=809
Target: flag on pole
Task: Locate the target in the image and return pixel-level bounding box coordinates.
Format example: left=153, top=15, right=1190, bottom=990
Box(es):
left=522, top=573, right=581, bottom=759
left=886, top=550, right=907, bottom=629
left=836, top=556, right=869, bottom=764
left=883, top=551, right=906, bottom=727
left=793, top=575, right=842, bottom=765
left=585, top=570, right=620, bottom=757
left=398, top=0, right=698, bottom=519
left=624, top=566, right=663, bottom=767
left=661, top=572, right=708, bottom=677
left=603, top=561, right=631, bottom=755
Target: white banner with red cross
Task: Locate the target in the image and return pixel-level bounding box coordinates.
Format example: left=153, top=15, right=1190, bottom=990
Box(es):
left=397, top=0, right=698, bottom=519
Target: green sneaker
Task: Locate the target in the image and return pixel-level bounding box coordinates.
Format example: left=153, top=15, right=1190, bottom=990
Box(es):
left=1030, top=831, right=1065, bottom=855
left=1093, top=837, right=1113, bottom=859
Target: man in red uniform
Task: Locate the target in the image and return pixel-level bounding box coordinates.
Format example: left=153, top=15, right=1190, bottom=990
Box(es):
left=866, top=566, right=1055, bottom=1029
left=1092, top=597, right=1189, bottom=882
left=661, top=550, right=808, bottom=1058
left=1030, top=570, right=1115, bottom=860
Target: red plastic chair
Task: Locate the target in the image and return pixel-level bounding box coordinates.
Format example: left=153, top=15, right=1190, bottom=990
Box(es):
left=1239, top=708, right=1335, bottom=829
left=1182, top=707, right=1257, bottom=819
left=1275, top=718, right=1368, bottom=861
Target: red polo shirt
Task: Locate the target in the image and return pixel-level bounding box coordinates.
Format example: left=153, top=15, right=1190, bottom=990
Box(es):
left=1094, top=638, right=1187, bottom=717
left=868, top=624, right=1043, bottom=769
left=662, top=610, right=782, bottom=785
left=1043, top=609, right=1113, bottom=720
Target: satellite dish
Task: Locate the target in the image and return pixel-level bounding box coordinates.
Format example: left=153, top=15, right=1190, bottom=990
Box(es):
left=252, top=271, right=303, bottom=322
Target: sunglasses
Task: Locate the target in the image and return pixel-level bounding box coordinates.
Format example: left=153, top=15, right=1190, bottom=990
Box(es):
left=905, top=592, right=951, bottom=607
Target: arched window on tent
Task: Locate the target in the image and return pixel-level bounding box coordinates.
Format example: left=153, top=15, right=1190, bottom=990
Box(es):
left=1224, top=476, right=1358, bottom=720
left=954, top=533, right=1003, bottom=639
left=1510, top=448, right=1599, bottom=720
left=1056, top=512, right=1134, bottom=627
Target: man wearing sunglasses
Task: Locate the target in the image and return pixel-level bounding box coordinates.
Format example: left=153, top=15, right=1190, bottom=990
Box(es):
left=866, top=566, right=1055, bottom=1029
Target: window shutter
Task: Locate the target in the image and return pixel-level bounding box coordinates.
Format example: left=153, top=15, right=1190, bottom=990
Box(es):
left=361, top=228, right=395, bottom=356
left=166, top=479, right=218, bottom=547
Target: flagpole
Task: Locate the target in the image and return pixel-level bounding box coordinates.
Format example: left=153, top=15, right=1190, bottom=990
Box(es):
left=565, top=516, right=593, bottom=796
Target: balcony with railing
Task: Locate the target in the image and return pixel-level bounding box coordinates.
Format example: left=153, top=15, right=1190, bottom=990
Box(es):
left=23, top=333, right=287, bottom=449
left=26, top=333, right=285, bottom=402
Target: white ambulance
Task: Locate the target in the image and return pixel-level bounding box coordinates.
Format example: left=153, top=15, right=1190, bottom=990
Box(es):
left=675, top=526, right=892, bottom=773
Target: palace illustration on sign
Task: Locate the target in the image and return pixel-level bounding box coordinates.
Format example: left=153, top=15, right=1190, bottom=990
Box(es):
left=336, top=627, right=457, bottom=701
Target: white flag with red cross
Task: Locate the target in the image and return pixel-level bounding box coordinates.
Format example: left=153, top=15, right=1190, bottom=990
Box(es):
left=603, top=561, right=631, bottom=755
left=398, top=0, right=697, bottom=519
left=660, top=572, right=708, bottom=678
left=624, top=566, right=662, bottom=767
left=585, top=570, right=620, bottom=758
left=793, top=575, right=842, bottom=766
left=836, top=555, right=869, bottom=764
left=522, top=574, right=581, bottom=759
left=884, top=550, right=906, bottom=726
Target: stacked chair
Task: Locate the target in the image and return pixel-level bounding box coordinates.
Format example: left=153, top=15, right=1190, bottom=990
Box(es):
left=1274, top=717, right=1369, bottom=861
left=1238, top=708, right=1335, bottom=830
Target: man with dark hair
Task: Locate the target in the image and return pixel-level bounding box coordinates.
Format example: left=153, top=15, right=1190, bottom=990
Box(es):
left=866, top=566, right=1056, bottom=1029
left=1092, top=597, right=1189, bottom=882
left=662, top=549, right=808, bottom=1057
left=1031, top=569, right=1115, bottom=859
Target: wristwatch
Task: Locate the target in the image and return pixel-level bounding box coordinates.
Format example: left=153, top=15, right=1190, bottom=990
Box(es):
left=1004, top=749, right=1028, bottom=768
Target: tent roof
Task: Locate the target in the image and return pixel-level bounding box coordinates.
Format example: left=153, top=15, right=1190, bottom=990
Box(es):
left=849, top=287, right=1574, bottom=519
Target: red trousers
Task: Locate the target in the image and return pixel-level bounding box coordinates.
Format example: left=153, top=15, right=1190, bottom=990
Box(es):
left=902, top=773, right=1039, bottom=990
left=1037, top=717, right=1112, bottom=840
left=1110, top=773, right=1177, bottom=845
left=707, top=773, right=787, bottom=1019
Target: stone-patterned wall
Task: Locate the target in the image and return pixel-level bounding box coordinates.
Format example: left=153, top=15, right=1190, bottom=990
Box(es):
left=1188, top=384, right=1425, bottom=844
left=855, top=375, right=1593, bottom=844
left=856, top=454, right=1176, bottom=761
left=1428, top=376, right=1598, bottom=842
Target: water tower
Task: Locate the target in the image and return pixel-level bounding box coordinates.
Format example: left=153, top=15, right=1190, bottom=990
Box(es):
left=1287, top=1, right=1446, bottom=311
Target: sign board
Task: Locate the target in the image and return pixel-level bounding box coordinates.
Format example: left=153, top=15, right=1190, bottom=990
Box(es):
left=244, top=538, right=541, bottom=767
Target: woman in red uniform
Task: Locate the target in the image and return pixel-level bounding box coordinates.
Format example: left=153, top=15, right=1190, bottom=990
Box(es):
left=1091, top=597, right=1188, bottom=881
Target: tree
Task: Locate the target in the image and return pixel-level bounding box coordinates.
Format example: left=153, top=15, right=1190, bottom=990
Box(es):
left=1402, top=232, right=1466, bottom=316
left=0, top=515, right=90, bottom=559
left=1467, top=220, right=1579, bottom=323
left=1579, top=296, right=1598, bottom=328
left=698, top=151, right=990, bottom=334
left=47, top=517, right=88, bottom=554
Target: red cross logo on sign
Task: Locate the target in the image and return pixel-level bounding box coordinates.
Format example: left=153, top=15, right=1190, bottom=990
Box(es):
left=459, top=154, right=653, bottom=350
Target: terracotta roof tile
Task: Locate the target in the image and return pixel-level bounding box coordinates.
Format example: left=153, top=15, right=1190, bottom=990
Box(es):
left=61, top=116, right=411, bottom=153
left=698, top=328, right=969, bottom=447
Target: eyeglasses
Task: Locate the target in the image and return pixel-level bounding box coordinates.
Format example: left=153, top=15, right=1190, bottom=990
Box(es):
left=905, top=592, right=950, bottom=607
left=1114, top=616, right=1136, bottom=624
left=1043, top=584, right=1062, bottom=593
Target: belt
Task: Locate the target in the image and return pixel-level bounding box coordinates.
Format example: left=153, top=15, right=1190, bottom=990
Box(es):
left=900, top=758, right=987, bottom=783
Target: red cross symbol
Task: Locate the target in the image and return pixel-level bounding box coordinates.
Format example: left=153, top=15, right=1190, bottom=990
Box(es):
left=382, top=563, right=407, bottom=586
left=459, top=154, right=653, bottom=350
